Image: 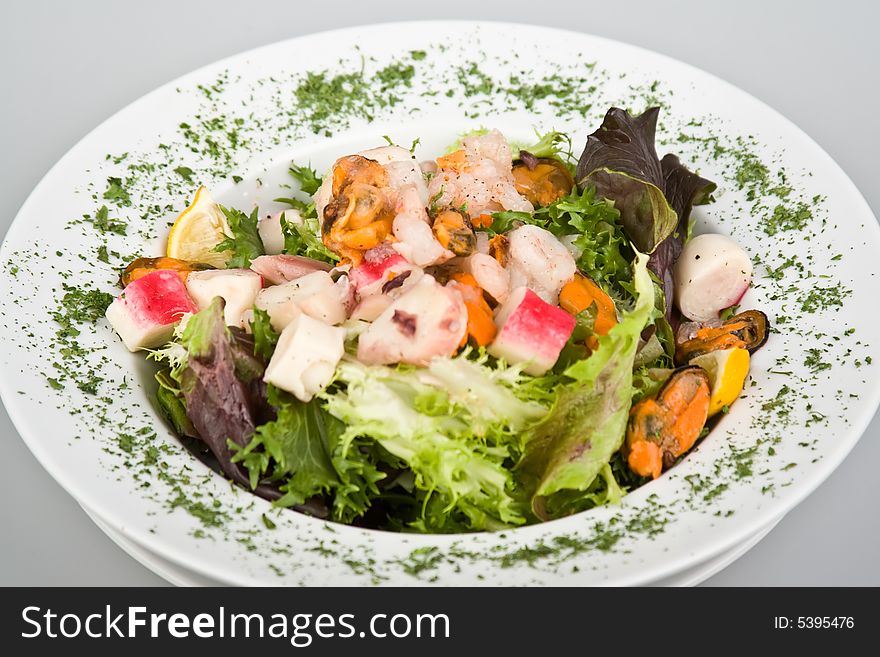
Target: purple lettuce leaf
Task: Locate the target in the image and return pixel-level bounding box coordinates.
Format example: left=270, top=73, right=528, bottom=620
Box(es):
left=575, top=107, right=678, bottom=253
left=648, top=154, right=717, bottom=322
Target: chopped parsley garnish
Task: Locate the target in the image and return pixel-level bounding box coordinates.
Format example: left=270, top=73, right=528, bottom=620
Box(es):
left=102, top=176, right=131, bottom=206
left=173, top=165, right=195, bottom=182
left=762, top=202, right=812, bottom=236
left=804, top=348, right=832, bottom=373
left=87, top=205, right=127, bottom=235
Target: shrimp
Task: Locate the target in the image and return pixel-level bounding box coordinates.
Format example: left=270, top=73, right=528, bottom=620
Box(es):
left=505, top=225, right=577, bottom=304
left=359, top=145, right=430, bottom=204
left=428, top=130, right=533, bottom=218
left=459, top=252, right=510, bottom=303
left=391, top=185, right=453, bottom=267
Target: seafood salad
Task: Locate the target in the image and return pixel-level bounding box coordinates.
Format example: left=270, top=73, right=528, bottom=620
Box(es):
left=105, top=107, right=769, bottom=532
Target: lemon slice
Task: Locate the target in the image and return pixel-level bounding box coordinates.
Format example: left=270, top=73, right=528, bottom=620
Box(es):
left=166, top=186, right=231, bottom=267
left=690, top=348, right=750, bottom=416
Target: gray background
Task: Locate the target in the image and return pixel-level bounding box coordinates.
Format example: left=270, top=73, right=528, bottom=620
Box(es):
left=2, top=0, right=878, bottom=586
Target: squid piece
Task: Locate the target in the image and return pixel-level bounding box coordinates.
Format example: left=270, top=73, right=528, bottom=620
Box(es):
left=673, top=233, right=753, bottom=322
left=249, top=254, right=331, bottom=285
left=356, top=275, right=467, bottom=366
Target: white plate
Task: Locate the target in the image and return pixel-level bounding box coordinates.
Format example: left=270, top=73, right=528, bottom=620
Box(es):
left=82, top=505, right=217, bottom=587
left=79, top=500, right=781, bottom=587
left=1, top=22, right=878, bottom=586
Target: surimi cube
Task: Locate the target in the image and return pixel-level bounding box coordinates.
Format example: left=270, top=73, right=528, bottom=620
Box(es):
left=185, top=269, right=262, bottom=328
left=264, top=314, right=346, bottom=402
left=488, top=287, right=576, bottom=375
left=349, top=244, right=415, bottom=297
left=105, top=269, right=197, bottom=351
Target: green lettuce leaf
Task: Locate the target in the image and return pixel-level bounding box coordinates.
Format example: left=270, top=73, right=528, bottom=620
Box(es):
left=249, top=307, right=278, bottom=361
left=321, top=354, right=550, bottom=530
left=289, top=162, right=322, bottom=195
left=155, top=370, right=197, bottom=438
left=234, top=385, right=387, bottom=522
left=233, top=386, right=339, bottom=507
left=575, top=107, right=677, bottom=253
left=511, top=130, right=573, bottom=163
left=517, top=253, right=655, bottom=518
left=553, top=304, right=598, bottom=371
left=280, top=214, right=339, bottom=264
left=214, top=205, right=265, bottom=268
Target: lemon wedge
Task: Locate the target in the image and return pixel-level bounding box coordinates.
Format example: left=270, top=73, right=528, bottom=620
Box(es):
left=690, top=348, right=750, bottom=416
left=166, top=186, right=231, bottom=267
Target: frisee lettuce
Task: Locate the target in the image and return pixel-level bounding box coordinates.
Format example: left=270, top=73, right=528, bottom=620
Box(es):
left=319, top=354, right=551, bottom=531
left=280, top=214, right=339, bottom=264
left=214, top=205, right=265, bottom=268
left=289, top=162, right=322, bottom=195
left=232, top=385, right=341, bottom=507
left=249, top=307, right=278, bottom=361
left=510, top=130, right=574, bottom=164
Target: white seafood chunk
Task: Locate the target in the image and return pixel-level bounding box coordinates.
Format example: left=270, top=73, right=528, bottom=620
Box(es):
left=505, top=225, right=576, bottom=304
left=263, top=314, right=345, bottom=402
left=674, top=233, right=752, bottom=322
left=357, top=275, right=466, bottom=366
left=254, top=270, right=347, bottom=331
left=249, top=254, right=330, bottom=285
left=185, top=269, right=262, bottom=328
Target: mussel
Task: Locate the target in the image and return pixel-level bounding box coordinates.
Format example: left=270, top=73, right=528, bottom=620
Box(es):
left=487, top=234, right=509, bottom=266
left=120, top=256, right=212, bottom=287
left=675, top=310, right=769, bottom=366
left=321, top=155, right=395, bottom=262
left=624, top=365, right=711, bottom=479
left=511, top=154, right=574, bottom=207
left=431, top=209, right=476, bottom=256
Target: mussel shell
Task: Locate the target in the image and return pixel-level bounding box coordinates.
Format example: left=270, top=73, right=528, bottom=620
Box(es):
left=675, top=309, right=770, bottom=365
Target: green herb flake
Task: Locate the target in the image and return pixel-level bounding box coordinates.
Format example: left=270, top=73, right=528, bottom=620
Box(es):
left=102, top=176, right=131, bottom=206
left=174, top=166, right=195, bottom=182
